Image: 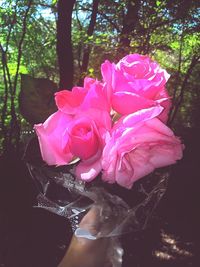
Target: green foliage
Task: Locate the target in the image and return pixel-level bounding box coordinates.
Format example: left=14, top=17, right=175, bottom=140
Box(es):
left=0, top=0, right=200, bottom=153
left=23, top=12, right=58, bottom=81
left=0, top=0, right=58, bottom=152
left=52, top=0, right=57, bottom=5
left=156, top=1, right=161, bottom=7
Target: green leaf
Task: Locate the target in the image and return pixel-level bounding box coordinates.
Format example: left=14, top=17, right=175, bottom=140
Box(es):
left=89, top=68, right=94, bottom=73
left=156, top=0, right=161, bottom=6
left=52, top=0, right=57, bottom=5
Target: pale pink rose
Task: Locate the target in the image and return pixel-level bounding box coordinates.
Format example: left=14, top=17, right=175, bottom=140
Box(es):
left=102, top=107, right=183, bottom=189
left=101, top=54, right=171, bottom=123
left=55, top=77, right=110, bottom=115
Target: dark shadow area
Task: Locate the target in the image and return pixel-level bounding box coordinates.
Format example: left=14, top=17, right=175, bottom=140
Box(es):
left=121, top=127, right=200, bottom=267
left=0, top=127, right=199, bottom=267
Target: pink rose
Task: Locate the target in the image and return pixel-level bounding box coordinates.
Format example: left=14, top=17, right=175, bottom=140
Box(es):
left=67, top=117, right=100, bottom=160
left=102, top=107, right=183, bottom=189
left=34, top=111, right=73, bottom=166
left=34, top=108, right=111, bottom=181
left=54, top=86, right=87, bottom=115
left=66, top=115, right=108, bottom=181
left=55, top=77, right=110, bottom=115
left=101, top=53, right=171, bottom=123
left=35, top=75, right=112, bottom=181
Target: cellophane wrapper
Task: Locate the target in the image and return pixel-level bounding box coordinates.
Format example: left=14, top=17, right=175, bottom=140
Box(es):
left=26, top=149, right=169, bottom=267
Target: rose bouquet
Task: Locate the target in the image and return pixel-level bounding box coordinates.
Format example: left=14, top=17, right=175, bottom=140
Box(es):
left=26, top=54, right=183, bottom=267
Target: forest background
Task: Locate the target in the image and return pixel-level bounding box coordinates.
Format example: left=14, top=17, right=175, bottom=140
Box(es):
left=0, top=1, right=200, bottom=266
left=0, top=0, right=200, bottom=152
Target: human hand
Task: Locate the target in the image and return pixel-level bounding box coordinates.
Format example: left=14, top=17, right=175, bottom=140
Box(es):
left=58, top=206, right=111, bottom=267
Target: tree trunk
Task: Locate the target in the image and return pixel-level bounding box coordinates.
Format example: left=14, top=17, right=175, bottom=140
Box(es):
left=79, top=0, right=100, bottom=85
left=118, top=0, right=140, bottom=58
left=57, top=0, right=76, bottom=90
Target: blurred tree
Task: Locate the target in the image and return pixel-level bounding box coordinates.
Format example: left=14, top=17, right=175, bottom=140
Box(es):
left=118, top=0, right=141, bottom=57
left=79, top=0, right=100, bottom=85
left=56, top=0, right=75, bottom=90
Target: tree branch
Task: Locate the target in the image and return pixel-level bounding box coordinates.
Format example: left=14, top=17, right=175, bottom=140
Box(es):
left=169, top=55, right=200, bottom=125
left=13, top=0, right=33, bottom=95
left=79, top=0, right=100, bottom=84
left=0, top=45, right=9, bottom=135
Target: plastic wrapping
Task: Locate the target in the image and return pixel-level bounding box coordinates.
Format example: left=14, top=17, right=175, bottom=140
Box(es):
left=27, top=159, right=169, bottom=267
left=24, top=136, right=169, bottom=266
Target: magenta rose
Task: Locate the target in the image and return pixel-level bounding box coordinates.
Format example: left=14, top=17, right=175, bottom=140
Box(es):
left=101, top=107, right=183, bottom=189
left=101, top=53, right=171, bottom=123
left=55, top=77, right=110, bottom=115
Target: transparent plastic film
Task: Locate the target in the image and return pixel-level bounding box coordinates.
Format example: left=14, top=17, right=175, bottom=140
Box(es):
left=28, top=163, right=168, bottom=236
left=27, top=162, right=169, bottom=266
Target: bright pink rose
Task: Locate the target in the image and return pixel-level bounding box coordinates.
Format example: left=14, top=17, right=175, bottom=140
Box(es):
left=34, top=108, right=111, bottom=181
left=54, top=86, right=87, bottom=115
left=66, top=114, right=109, bottom=181
left=67, top=117, right=99, bottom=160
left=35, top=75, right=112, bottom=181
left=55, top=77, right=110, bottom=115
left=34, top=111, right=73, bottom=166
left=101, top=53, right=171, bottom=123
left=102, top=107, right=183, bottom=189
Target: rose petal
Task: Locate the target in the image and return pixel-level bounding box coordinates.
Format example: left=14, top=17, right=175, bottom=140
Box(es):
left=112, top=91, right=156, bottom=115
left=76, top=148, right=102, bottom=181
left=34, top=111, right=73, bottom=165
left=114, top=106, right=163, bottom=130
left=81, top=79, right=110, bottom=112
left=68, top=118, right=99, bottom=160
left=55, top=87, right=87, bottom=114
left=149, top=143, right=183, bottom=168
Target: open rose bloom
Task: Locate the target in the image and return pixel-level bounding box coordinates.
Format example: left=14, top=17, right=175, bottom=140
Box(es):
left=35, top=53, right=183, bottom=189
left=29, top=54, right=184, bottom=267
